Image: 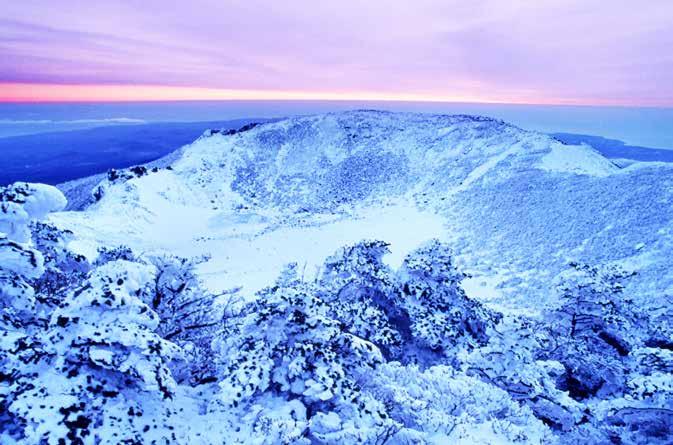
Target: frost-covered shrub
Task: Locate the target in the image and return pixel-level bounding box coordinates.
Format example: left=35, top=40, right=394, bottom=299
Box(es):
left=517, top=262, right=673, bottom=443
left=0, top=183, right=196, bottom=444
left=227, top=396, right=312, bottom=444
left=462, top=317, right=582, bottom=432
left=0, top=235, right=44, bottom=327
left=545, top=263, right=641, bottom=401
left=8, top=260, right=184, bottom=444
left=399, top=239, right=499, bottom=358
left=319, top=239, right=498, bottom=363
left=368, top=362, right=554, bottom=444
left=30, top=221, right=90, bottom=301
left=320, top=241, right=405, bottom=359
left=0, top=182, right=67, bottom=243
left=216, top=241, right=505, bottom=443
left=147, top=254, right=227, bottom=385
left=52, top=261, right=181, bottom=396
left=0, top=184, right=71, bottom=442
left=92, top=166, right=155, bottom=202
left=1, top=183, right=67, bottom=326
left=596, top=347, right=673, bottom=444
left=94, top=245, right=137, bottom=265
left=216, top=264, right=393, bottom=442
left=218, top=265, right=383, bottom=406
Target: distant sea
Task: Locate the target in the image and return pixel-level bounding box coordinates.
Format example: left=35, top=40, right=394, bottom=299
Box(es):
left=1, top=101, right=672, bottom=186
left=2, top=101, right=673, bottom=148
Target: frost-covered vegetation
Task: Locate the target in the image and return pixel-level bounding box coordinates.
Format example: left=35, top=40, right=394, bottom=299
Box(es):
left=2, top=181, right=671, bottom=444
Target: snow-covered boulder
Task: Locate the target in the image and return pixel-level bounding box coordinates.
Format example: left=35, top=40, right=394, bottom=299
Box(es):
left=0, top=182, right=66, bottom=243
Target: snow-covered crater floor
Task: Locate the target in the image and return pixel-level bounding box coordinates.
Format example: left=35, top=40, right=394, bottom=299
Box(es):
left=54, top=197, right=444, bottom=297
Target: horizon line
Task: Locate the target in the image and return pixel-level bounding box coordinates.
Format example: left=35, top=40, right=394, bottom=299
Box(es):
left=1, top=83, right=671, bottom=109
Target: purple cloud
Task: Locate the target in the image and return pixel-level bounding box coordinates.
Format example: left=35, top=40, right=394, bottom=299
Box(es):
left=1, top=0, right=672, bottom=104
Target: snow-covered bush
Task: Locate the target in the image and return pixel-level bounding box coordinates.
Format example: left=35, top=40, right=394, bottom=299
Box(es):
left=0, top=235, right=45, bottom=327
left=30, top=221, right=90, bottom=302
left=94, top=244, right=137, bottom=265
left=518, top=262, right=673, bottom=443
left=0, top=183, right=67, bottom=442
left=216, top=241, right=506, bottom=443
left=320, top=241, right=405, bottom=359
left=8, top=260, right=184, bottom=444
left=368, top=362, right=554, bottom=444
left=147, top=254, right=228, bottom=385
left=545, top=263, right=641, bottom=400
left=0, top=182, right=67, bottom=243
left=0, top=183, right=67, bottom=326
left=92, top=166, right=156, bottom=202
left=399, top=240, right=499, bottom=359
left=0, top=235, right=48, bottom=439
left=1, top=183, right=217, bottom=444
left=319, top=239, right=498, bottom=364
left=216, top=264, right=394, bottom=442
left=597, top=345, right=673, bottom=443
left=96, top=249, right=224, bottom=386
left=462, top=317, right=582, bottom=432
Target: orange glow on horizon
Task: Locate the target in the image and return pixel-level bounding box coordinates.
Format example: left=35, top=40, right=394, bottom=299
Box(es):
left=0, top=83, right=665, bottom=107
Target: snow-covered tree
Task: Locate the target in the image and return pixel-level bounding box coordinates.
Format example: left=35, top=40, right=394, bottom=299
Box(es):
left=216, top=264, right=394, bottom=442
left=600, top=346, right=673, bottom=444
left=9, top=260, right=184, bottom=444
left=368, top=362, right=554, bottom=444
left=0, top=235, right=44, bottom=327
left=0, top=234, right=49, bottom=441
left=96, top=247, right=226, bottom=384
left=0, top=183, right=68, bottom=442
left=398, top=239, right=499, bottom=360
left=319, top=241, right=404, bottom=359
left=215, top=241, right=509, bottom=443
left=0, top=182, right=67, bottom=243
left=30, top=221, right=90, bottom=303
left=519, top=262, right=673, bottom=443
left=92, top=166, right=155, bottom=202
left=94, top=244, right=137, bottom=266
left=318, top=239, right=497, bottom=364
left=0, top=183, right=207, bottom=444
left=461, top=317, right=582, bottom=432
left=545, top=263, right=641, bottom=400
left=147, top=254, right=229, bottom=385
left=0, top=183, right=67, bottom=326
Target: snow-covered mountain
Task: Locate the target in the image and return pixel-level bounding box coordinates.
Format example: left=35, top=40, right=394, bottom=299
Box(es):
left=3, top=111, right=672, bottom=444
left=52, top=110, right=672, bottom=312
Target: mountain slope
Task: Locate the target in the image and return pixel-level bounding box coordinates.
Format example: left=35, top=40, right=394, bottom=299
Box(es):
left=49, top=111, right=672, bottom=313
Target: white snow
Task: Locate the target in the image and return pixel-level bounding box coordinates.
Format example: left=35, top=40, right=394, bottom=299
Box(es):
left=6, top=111, right=673, bottom=445
left=537, top=143, right=617, bottom=177
left=50, top=110, right=672, bottom=310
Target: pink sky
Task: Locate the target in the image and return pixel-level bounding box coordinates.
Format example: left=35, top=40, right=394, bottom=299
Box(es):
left=1, top=0, right=672, bottom=105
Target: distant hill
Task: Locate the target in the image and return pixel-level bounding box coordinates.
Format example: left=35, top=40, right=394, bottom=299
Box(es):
left=0, top=119, right=273, bottom=185
left=552, top=132, right=673, bottom=163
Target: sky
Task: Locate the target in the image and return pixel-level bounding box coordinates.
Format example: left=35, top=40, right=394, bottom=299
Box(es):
left=1, top=0, right=672, bottom=106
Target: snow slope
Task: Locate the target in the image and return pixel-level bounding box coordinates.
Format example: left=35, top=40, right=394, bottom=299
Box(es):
left=50, top=110, right=672, bottom=313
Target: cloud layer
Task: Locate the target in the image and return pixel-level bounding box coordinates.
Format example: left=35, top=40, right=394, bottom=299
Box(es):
left=1, top=0, right=672, bottom=105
